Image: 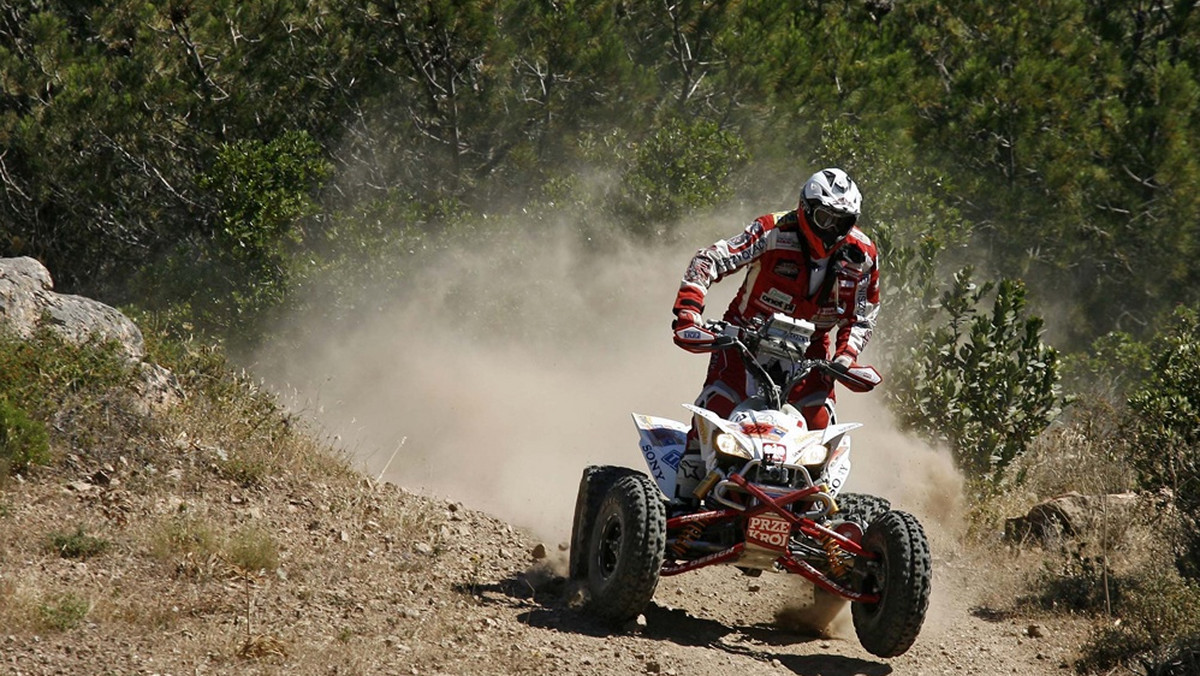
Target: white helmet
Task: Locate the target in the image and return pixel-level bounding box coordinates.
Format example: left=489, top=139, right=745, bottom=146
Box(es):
left=799, top=168, right=862, bottom=256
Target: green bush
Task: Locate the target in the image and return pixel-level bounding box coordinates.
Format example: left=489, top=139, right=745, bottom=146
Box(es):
left=136, top=130, right=331, bottom=348
left=1124, top=307, right=1200, bottom=579
left=37, top=593, right=90, bottom=632
left=0, top=397, right=49, bottom=476
left=616, top=116, right=747, bottom=233
left=886, top=267, right=1064, bottom=491
left=47, top=526, right=111, bottom=560
left=0, top=326, right=133, bottom=416
left=0, top=325, right=136, bottom=475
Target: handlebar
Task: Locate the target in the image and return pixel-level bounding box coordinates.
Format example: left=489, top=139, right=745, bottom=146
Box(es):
left=704, top=314, right=880, bottom=406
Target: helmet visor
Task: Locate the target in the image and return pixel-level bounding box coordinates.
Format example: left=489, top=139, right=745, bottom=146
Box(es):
left=811, top=205, right=857, bottom=234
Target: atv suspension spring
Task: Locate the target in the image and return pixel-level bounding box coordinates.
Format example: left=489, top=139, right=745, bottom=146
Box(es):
left=821, top=533, right=851, bottom=579
left=670, top=520, right=707, bottom=558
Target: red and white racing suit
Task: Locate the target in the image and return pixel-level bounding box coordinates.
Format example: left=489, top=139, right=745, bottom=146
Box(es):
left=673, top=209, right=880, bottom=431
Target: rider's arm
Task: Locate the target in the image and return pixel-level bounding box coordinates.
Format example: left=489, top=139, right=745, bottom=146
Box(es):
left=672, top=216, right=777, bottom=351
left=832, top=233, right=880, bottom=364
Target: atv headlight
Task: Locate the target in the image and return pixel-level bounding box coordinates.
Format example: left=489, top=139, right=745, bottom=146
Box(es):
left=796, top=444, right=828, bottom=465
left=715, top=433, right=751, bottom=459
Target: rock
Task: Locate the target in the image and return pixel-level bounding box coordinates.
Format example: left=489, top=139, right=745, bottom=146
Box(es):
left=0, top=257, right=141, bottom=358
left=620, top=614, right=648, bottom=633
left=0, top=256, right=182, bottom=410
left=1004, top=491, right=1152, bottom=546
left=66, top=481, right=95, bottom=493
left=530, top=543, right=547, bottom=560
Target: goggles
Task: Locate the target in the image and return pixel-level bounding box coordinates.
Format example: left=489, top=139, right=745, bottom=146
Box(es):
left=811, top=205, right=857, bottom=234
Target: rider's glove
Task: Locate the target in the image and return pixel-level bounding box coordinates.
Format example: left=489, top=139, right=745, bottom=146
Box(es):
left=833, top=353, right=854, bottom=369
left=673, top=310, right=729, bottom=353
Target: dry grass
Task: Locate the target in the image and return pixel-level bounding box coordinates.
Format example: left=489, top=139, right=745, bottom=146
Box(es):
left=966, top=397, right=1136, bottom=544
left=227, top=525, right=279, bottom=573
left=0, top=331, right=472, bottom=673
left=956, top=395, right=1200, bottom=673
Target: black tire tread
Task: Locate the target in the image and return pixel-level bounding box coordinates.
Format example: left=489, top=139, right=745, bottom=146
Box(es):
left=585, top=473, right=667, bottom=624
left=851, top=509, right=932, bottom=658
left=836, top=492, right=891, bottom=526
left=569, top=465, right=641, bottom=580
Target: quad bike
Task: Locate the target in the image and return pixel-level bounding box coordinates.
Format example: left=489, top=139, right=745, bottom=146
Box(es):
left=569, top=313, right=932, bottom=658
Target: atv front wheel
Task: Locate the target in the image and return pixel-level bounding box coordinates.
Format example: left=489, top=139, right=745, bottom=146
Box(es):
left=584, top=472, right=666, bottom=624
left=569, top=466, right=642, bottom=580
left=850, top=510, right=932, bottom=658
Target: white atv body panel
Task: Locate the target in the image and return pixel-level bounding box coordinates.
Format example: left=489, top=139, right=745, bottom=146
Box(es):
left=631, top=413, right=696, bottom=499
left=677, top=405, right=857, bottom=496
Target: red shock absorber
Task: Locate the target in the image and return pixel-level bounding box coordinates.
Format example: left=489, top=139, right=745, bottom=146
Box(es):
left=821, top=532, right=851, bottom=579
left=670, top=519, right=708, bottom=558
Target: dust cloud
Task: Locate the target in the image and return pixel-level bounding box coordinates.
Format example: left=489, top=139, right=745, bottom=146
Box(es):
left=255, top=212, right=964, bottom=548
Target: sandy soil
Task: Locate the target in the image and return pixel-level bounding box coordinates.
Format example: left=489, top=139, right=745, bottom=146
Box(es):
left=1, top=460, right=1093, bottom=676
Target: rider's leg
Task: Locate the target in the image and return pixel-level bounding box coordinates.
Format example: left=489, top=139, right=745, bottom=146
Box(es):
left=789, top=373, right=837, bottom=431
left=685, top=351, right=748, bottom=452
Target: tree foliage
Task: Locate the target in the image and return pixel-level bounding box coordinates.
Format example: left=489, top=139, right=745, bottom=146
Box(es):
left=6, top=1, right=1200, bottom=501
left=3, top=0, right=1200, bottom=341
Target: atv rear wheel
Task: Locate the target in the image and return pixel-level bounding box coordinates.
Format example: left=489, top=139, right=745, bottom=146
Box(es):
left=584, top=472, right=666, bottom=624
left=850, top=510, right=932, bottom=658
left=836, top=492, right=891, bottom=527
left=569, top=466, right=642, bottom=580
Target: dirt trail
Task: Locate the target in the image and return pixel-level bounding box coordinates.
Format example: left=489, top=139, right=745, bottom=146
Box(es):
left=0, top=461, right=1092, bottom=676
left=369, top=491, right=1094, bottom=676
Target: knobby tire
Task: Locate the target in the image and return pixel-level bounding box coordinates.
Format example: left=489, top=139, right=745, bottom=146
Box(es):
left=851, top=510, right=932, bottom=657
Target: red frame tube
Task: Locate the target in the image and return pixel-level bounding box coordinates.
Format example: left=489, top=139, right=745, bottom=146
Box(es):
left=660, top=474, right=880, bottom=603
left=662, top=543, right=744, bottom=576
left=728, top=474, right=876, bottom=560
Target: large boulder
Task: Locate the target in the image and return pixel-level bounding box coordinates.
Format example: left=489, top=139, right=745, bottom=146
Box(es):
left=0, top=256, right=179, bottom=409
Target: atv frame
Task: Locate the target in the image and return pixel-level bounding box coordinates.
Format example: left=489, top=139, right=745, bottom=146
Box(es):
left=659, top=470, right=880, bottom=604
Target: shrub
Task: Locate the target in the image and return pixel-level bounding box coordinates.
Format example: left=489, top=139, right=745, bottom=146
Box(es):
left=47, top=526, right=111, bottom=560
left=136, top=130, right=331, bottom=347
left=150, top=515, right=221, bottom=562
left=0, top=397, right=49, bottom=475
left=1124, top=307, right=1200, bottom=579
left=1140, top=636, right=1200, bottom=676
left=886, top=267, right=1064, bottom=490
left=0, top=325, right=134, bottom=476
left=616, top=116, right=747, bottom=233
left=1074, top=571, right=1200, bottom=673
left=227, top=525, right=279, bottom=573
left=37, top=593, right=90, bottom=632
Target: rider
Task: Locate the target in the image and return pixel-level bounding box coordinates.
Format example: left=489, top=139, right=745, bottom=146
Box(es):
left=671, top=167, right=880, bottom=435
